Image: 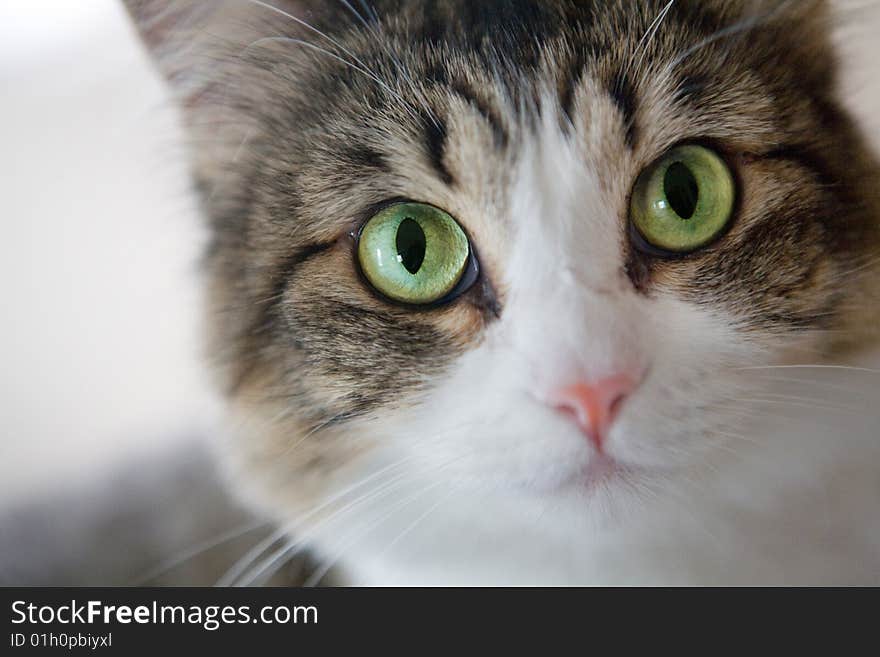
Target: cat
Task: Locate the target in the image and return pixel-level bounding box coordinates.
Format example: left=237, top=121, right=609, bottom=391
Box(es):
left=123, top=0, right=880, bottom=585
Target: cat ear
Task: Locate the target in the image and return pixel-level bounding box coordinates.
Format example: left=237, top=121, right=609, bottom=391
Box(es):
left=121, top=1, right=314, bottom=189
left=771, top=0, right=831, bottom=38
left=772, top=0, right=836, bottom=85
left=776, top=0, right=830, bottom=36
left=122, top=0, right=310, bottom=88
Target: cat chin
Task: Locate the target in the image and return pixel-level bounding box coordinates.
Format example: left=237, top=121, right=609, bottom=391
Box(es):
left=502, top=451, right=672, bottom=500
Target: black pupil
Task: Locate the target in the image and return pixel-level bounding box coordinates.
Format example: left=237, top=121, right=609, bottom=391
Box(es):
left=396, top=217, right=427, bottom=275
left=664, top=162, right=699, bottom=220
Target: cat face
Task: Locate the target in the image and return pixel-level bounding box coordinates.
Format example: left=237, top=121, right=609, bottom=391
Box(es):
left=126, top=0, right=880, bottom=522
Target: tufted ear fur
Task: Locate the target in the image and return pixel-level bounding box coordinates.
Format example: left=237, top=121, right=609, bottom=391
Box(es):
left=697, top=0, right=835, bottom=91
left=764, top=0, right=836, bottom=90
left=121, top=1, right=319, bottom=93
left=120, top=1, right=330, bottom=192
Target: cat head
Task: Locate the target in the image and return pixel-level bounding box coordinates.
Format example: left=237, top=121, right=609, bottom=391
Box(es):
left=126, top=0, right=880, bottom=522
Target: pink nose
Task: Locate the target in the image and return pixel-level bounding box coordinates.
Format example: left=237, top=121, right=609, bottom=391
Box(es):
left=549, top=375, right=637, bottom=451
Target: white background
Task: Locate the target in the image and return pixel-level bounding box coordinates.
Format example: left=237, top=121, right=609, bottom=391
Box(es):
left=0, top=1, right=220, bottom=504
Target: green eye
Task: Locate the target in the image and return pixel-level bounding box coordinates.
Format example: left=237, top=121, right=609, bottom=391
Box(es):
left=357, top=202, right=471, bottom=305
left=630, top=144, right=736, bottom=254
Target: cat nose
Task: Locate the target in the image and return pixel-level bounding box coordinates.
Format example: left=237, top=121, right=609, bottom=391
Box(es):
left=549, top=375, right=638, bottom=452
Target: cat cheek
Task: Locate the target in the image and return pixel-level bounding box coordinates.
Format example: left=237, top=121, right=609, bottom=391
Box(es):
left=430, top=306, right=490, bottom=349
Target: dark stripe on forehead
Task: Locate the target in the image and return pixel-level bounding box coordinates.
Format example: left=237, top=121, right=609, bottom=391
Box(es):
left=673, top=73, right=709, bottom=106
left=667, top=0, right=728, bottom=39
left=608, top=71, right=638, bottom=149
left=412, top=0, right=567, bottom=50
left=558, top=51, right=588, bottom=131
left=447, top=79, right=509, bottom=149
left=340, top=144, right=391, bottom=174
left=422, top=111, right=455, bottom=186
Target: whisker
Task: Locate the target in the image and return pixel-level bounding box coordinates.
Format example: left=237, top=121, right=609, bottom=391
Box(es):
left=711, top=429, right=763, bottom=447
left=335, top=0, right=442, bottom=128
left=629, top=0, right=677, bottom=78
left=237, top=472, right=416, bottom=586
left=245, top=36, right=425, bottom=128
left=233, top=536, right=304, bottom=587
left=717, top=396, right=862, bottom=413
left=737, top=373, right=873, bottom=396
left=374, top=484, right=459, bottom=561
left=244, top=0, right=366, bottom=64
left=205, top=128, right=255, bottom=204
left=749, top=391, right=865, bottom=409
left=734, top=364, right=880, bottom=375
left=666, top=0, right=797, bottom=71
left=216, top=526, right=289, bottom=587
left=357, top=0, right=380, bottom=23
left=132, top=518, right=270, bottom=585
left=281, top=412, right=349, bottom=456
left=337, top=0, right=369, bottom=27
left=241, top=0, right=429, bottom=127
left=708, top=401, right=854, bottom=431
left=302, top=478, right=449, bottom=586
left=217, top=457, right=416, bottom=586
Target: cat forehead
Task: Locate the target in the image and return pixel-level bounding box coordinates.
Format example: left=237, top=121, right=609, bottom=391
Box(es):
left=261, top=0, right=836, bottom=279
left=284, top=46, right=779, bottom=239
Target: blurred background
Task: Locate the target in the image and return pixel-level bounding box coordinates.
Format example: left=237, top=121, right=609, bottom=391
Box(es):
left=0, top=0, right=316, bottom=586
left=1, top=0, right=879, bottom=586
